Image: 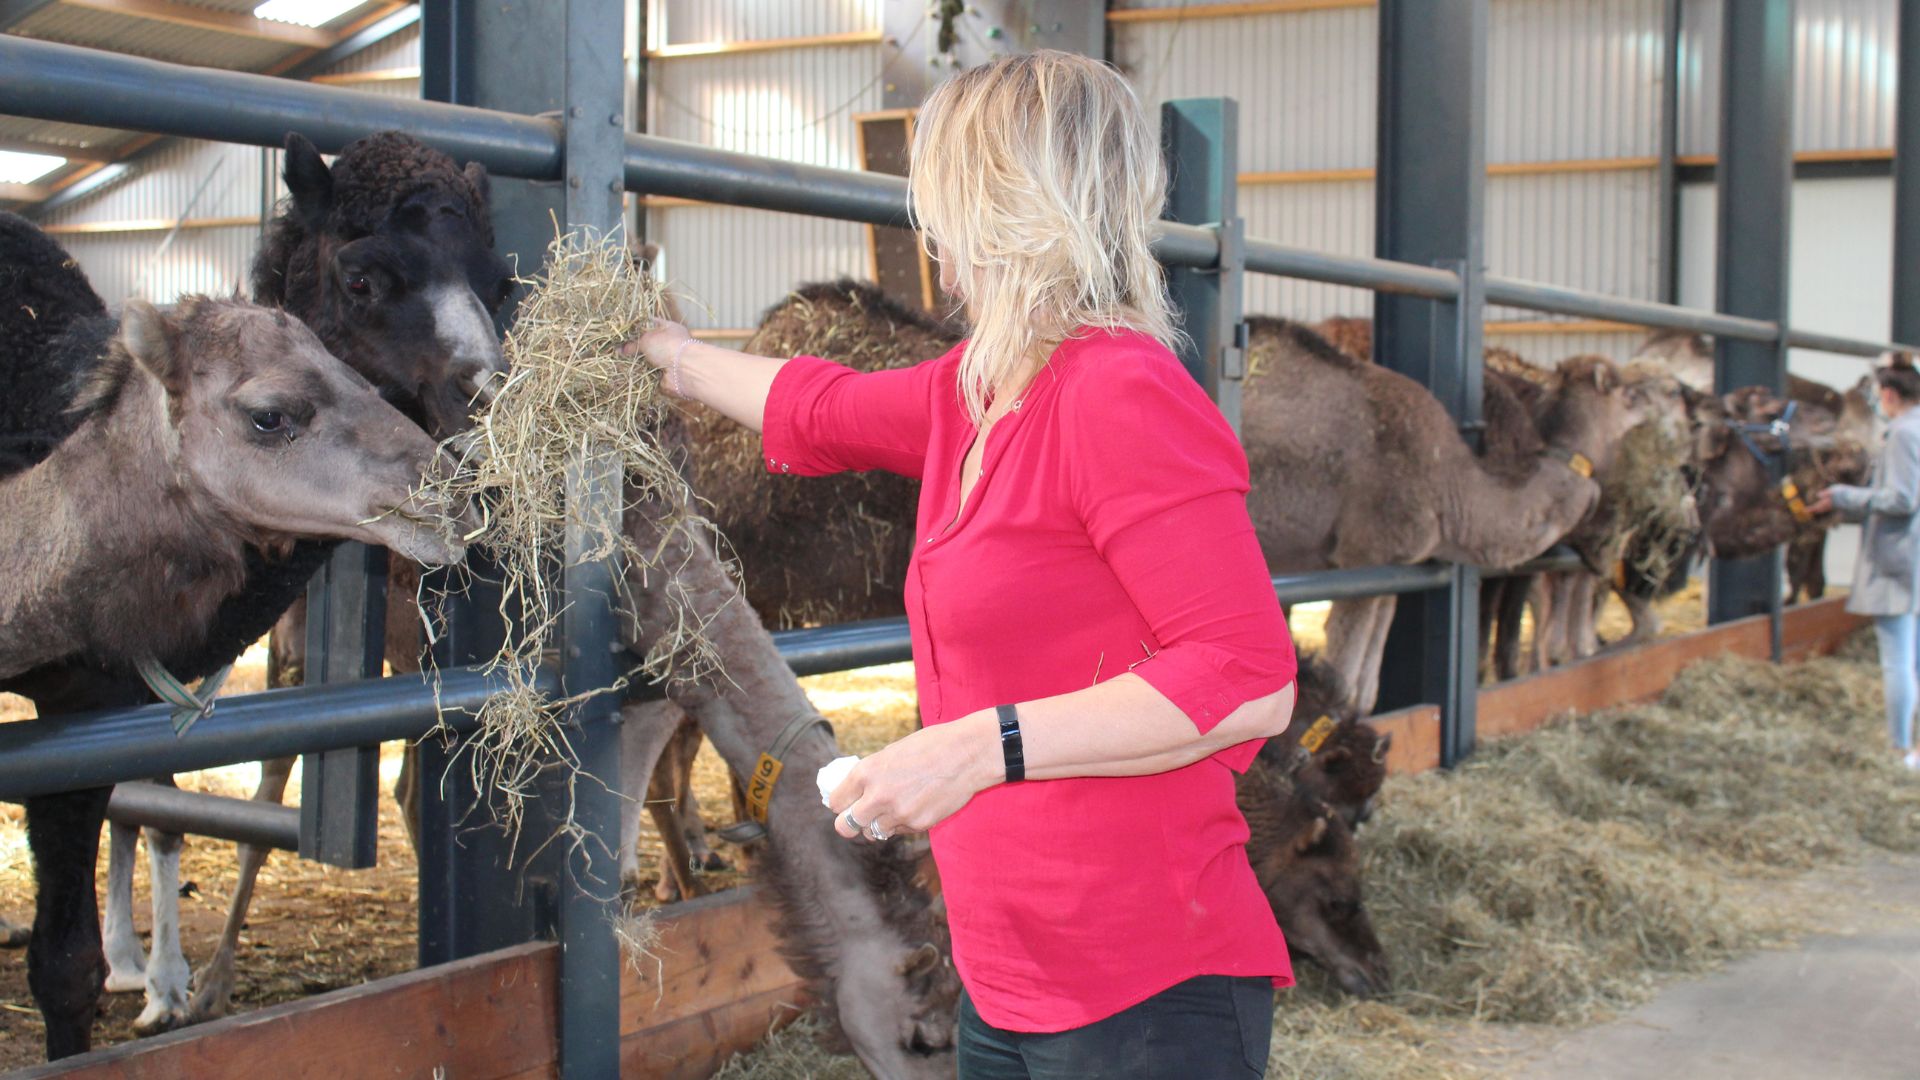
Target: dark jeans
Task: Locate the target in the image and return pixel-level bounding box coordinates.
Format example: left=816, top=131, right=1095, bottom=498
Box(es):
left=957, top=974, right=1274, bottom=1079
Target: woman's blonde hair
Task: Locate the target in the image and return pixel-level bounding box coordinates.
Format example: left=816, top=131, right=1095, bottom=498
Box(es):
left=909, top=49, right=1179, bottom=425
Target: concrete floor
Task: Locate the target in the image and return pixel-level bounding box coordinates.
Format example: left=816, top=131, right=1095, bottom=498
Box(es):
left=1500, top=854, right=1920, bottom=1080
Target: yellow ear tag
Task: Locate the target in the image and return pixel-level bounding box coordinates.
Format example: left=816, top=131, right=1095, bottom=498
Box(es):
left=1568, top=452, right=1594, bottom=479
left=1298, top=715, right=1338, bottom=755
left=744, top=753, right=784, bottom=824
left=1781, top=479, right=1812, bottom=523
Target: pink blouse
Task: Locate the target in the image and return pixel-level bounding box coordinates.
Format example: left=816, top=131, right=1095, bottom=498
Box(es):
left=762, top=327, right=1296, bottom=1032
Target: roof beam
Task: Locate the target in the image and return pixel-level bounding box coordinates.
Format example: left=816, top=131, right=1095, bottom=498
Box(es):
left=60, top=0, right=337, bottom=49
left=0, top=182, right=52, bottom=201
left=0, top=135, right=115, bottom=162
left=0, top=0, right=58, bottom=30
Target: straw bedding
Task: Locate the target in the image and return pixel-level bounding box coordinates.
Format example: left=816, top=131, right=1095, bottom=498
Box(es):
left=713, top=633, right=1913, bottom=1078
left=417, top=229, right=708, bottom=839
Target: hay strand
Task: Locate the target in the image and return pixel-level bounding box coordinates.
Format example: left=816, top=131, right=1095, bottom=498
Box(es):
left=421, top=227, right=717, bottom=841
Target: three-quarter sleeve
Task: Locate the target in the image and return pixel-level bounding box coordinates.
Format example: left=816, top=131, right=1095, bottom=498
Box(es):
left=761, top=348, right=957, bottom=480
left=1063, top=347, right=1297, bottom=773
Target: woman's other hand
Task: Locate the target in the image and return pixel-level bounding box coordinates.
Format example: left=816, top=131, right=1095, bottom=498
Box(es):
left=1808, top=488, right=1836, bottom=515
left=826, top=711, right=1000, bottom=841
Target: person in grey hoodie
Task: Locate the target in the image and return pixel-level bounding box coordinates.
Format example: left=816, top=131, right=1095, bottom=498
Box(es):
left=1809, top=360, right=1920, bottom=769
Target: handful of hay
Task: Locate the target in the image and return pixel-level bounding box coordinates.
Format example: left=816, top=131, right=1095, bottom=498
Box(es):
left=1601, top=417, right=1698, bottom=581
left=421, top=229, right=715, bottom=836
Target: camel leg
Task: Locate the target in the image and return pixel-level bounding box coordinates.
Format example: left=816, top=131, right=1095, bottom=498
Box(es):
left=1477, top=578, right=1503, bottom=684
left=131, top=826, right=190, bottom=1036
left=671, top=728, right=726, bottom=872
left=615, top=700, right=691, bottom=901
left=188, top=756, right=295, bottom=1023
left=1495, top=573, right=1533, bottom=680
left=27, top=788, right=111, bottom=1060
left=649, top=720, right=707, bottom=903
left=1571, top=574, right=1601, bottom=658
left=1322, top=598, right=1382, bottom=713
left=1544, top=572, right=1578, bottom=666
left=1526, top=575, right=1552, bottom=673
left=101, top=820, right=145, bottom=992
left=1355, top=594, right=1398, bottom=718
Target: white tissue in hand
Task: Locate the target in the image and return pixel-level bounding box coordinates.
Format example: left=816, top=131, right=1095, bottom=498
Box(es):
left=817, top=755, right=860, bottom=807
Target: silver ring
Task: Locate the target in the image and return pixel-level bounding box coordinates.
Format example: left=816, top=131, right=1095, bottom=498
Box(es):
left=843, top=809, right=865, bottom=831
left=869, top=819, right=888, bottom=841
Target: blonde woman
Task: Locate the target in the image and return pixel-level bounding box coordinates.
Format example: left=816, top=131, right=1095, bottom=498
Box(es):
left=628, top=51, right=1297, bottom=1078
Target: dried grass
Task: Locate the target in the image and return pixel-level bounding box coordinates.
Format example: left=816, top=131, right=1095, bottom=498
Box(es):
left=716, top=632, right=1905, bottom=1076
left=1601, top=419, right=1698, bottom=585
left=418, top=228, right=715, bottom=841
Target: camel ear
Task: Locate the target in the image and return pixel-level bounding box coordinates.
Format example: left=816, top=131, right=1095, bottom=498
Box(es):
left=1293, top=814, right=1330, bottom=855
left=896, top=942, right=941, bottom=978
left=283, top=132, right=333, bottom=230
left=463, top=160, right=491, bottom=206
left=1593, top=363, right=1616, bottom=393
left=1373, top=732, right=1392, bottom=763
left=121, top=299, right=183, bottom=395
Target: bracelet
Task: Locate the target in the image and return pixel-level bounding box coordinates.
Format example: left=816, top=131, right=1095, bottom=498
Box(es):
left=667, top=335, right=694, bottom=398
left=996, top=704, right=1025, bottom=783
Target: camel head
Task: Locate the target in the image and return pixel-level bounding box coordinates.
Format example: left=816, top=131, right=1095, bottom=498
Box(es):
left=109, top=297, right=471, bottom=566
left=1247, top=796, right=1390, bottom=998
left=1688, top=385, right=1856, bottom=559
left=260, top=132, right=516, bottom=439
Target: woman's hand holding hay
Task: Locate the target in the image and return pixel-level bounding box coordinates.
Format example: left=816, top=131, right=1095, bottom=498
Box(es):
left=619, top=320, right=786, bottom=434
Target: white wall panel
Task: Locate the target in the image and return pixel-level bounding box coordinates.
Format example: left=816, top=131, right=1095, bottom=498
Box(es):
left=1484, top=330, right=1640, bottom=367
left=1486, top=169, right=1660, bottom=317
left=647, top=44, right=882, bottom=167
left=1681, top=0, right=1898, bottom=156
left=1111, top=7, right=1376, bottom=172
left=653, top=0, right=880, bottom=45
left=650, top=206, right=870, bottom=332
left=1488, top=0, right=1663, bottom=162
left=1241, top=180, right=1374, bottom=321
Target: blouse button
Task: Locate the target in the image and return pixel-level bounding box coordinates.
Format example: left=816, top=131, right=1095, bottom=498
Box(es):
left=780, top=463, right=790, bottom=472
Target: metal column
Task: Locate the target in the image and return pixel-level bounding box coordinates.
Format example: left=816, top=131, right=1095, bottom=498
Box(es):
left=1162, top=98, right=1246, bottom=433
left=1372, top=0, right=1487, bottom=767
left=1897, top=0, right=1920, bottom=346
left=553, top=0, right=628, bottom=1074
left=1657, top=0, right=1683, bottom=305
left=298, top=544, right=386, bottom=867
left=1709, top=0, right=1795, bottom=639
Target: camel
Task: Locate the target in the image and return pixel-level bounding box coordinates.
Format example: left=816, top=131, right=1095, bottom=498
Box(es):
left=96, top=130, right=518, bottom=1037
left=0, top=220, right=469, bottom=1057
left=619, top=509, right=959, bottom=1078
left=2, top=130, right=509, bottom=1058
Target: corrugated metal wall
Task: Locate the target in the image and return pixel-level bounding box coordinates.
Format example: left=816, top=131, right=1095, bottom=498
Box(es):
left=37, top=0, right=1903, bottom=359
left=644, top=3, right=884, bottom=330
left=1681, top=0, right=1897, bottom=157
left=42, top=23, right=424, bottom=307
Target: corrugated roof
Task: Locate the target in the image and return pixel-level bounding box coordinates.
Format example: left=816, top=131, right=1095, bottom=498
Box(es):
left=0, top=0, right=396, bottom=208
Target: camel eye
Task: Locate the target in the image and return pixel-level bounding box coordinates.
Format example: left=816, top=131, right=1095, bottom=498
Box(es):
left=346, top=276, right=372, bottom=297
left=250, top=409, right=290, bottom=435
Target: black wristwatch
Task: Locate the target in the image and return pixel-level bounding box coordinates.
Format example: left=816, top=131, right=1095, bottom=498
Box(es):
left=996, top=704, right=1025, bottom=783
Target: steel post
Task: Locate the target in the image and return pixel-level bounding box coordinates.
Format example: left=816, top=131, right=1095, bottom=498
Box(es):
left=553, top=0, right=629, bottom=1073
left=1898, top=0, right=1920, bottom=347
left=1162, top=98, right=1246, bottom=433
left=1372, top=0, right=1487, bottom=767
left=298, top=542, right=384, bottom=869
left=1657, top=0, right=1682, bottom=305
left=1709, top=0, right=1794, bottom=641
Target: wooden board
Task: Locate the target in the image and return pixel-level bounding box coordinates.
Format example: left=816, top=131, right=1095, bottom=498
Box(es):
left=23, top=889, right=810, bottom=1080
left=1477, top=597, right=1863, bottom=743
left=16, top=943, right=559, bottom=1080
left=1364, top=704, right=1441, bottom=776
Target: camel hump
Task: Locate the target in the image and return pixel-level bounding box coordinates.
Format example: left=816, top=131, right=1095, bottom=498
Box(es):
left=0, top=212, right=105, bottom=362
left=745, top=278, right=963, bottom=373
left=0, top=213, right=110, bottom=479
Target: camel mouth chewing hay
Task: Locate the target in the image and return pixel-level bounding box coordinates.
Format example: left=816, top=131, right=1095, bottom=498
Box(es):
left=415, top=228, right=721, bottom=849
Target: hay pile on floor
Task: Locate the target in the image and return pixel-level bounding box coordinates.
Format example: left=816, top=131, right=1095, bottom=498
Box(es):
left=713, top=637, right=1911, bottom=1078
left=420, top=229, right=711, bottom=835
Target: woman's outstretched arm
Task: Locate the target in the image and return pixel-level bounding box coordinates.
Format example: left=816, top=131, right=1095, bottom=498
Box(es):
left=623, top=319, right=786, bottom=431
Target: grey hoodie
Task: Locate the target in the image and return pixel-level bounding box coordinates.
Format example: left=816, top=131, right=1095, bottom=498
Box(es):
left=1833, top=408, right=1920, bottom=616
